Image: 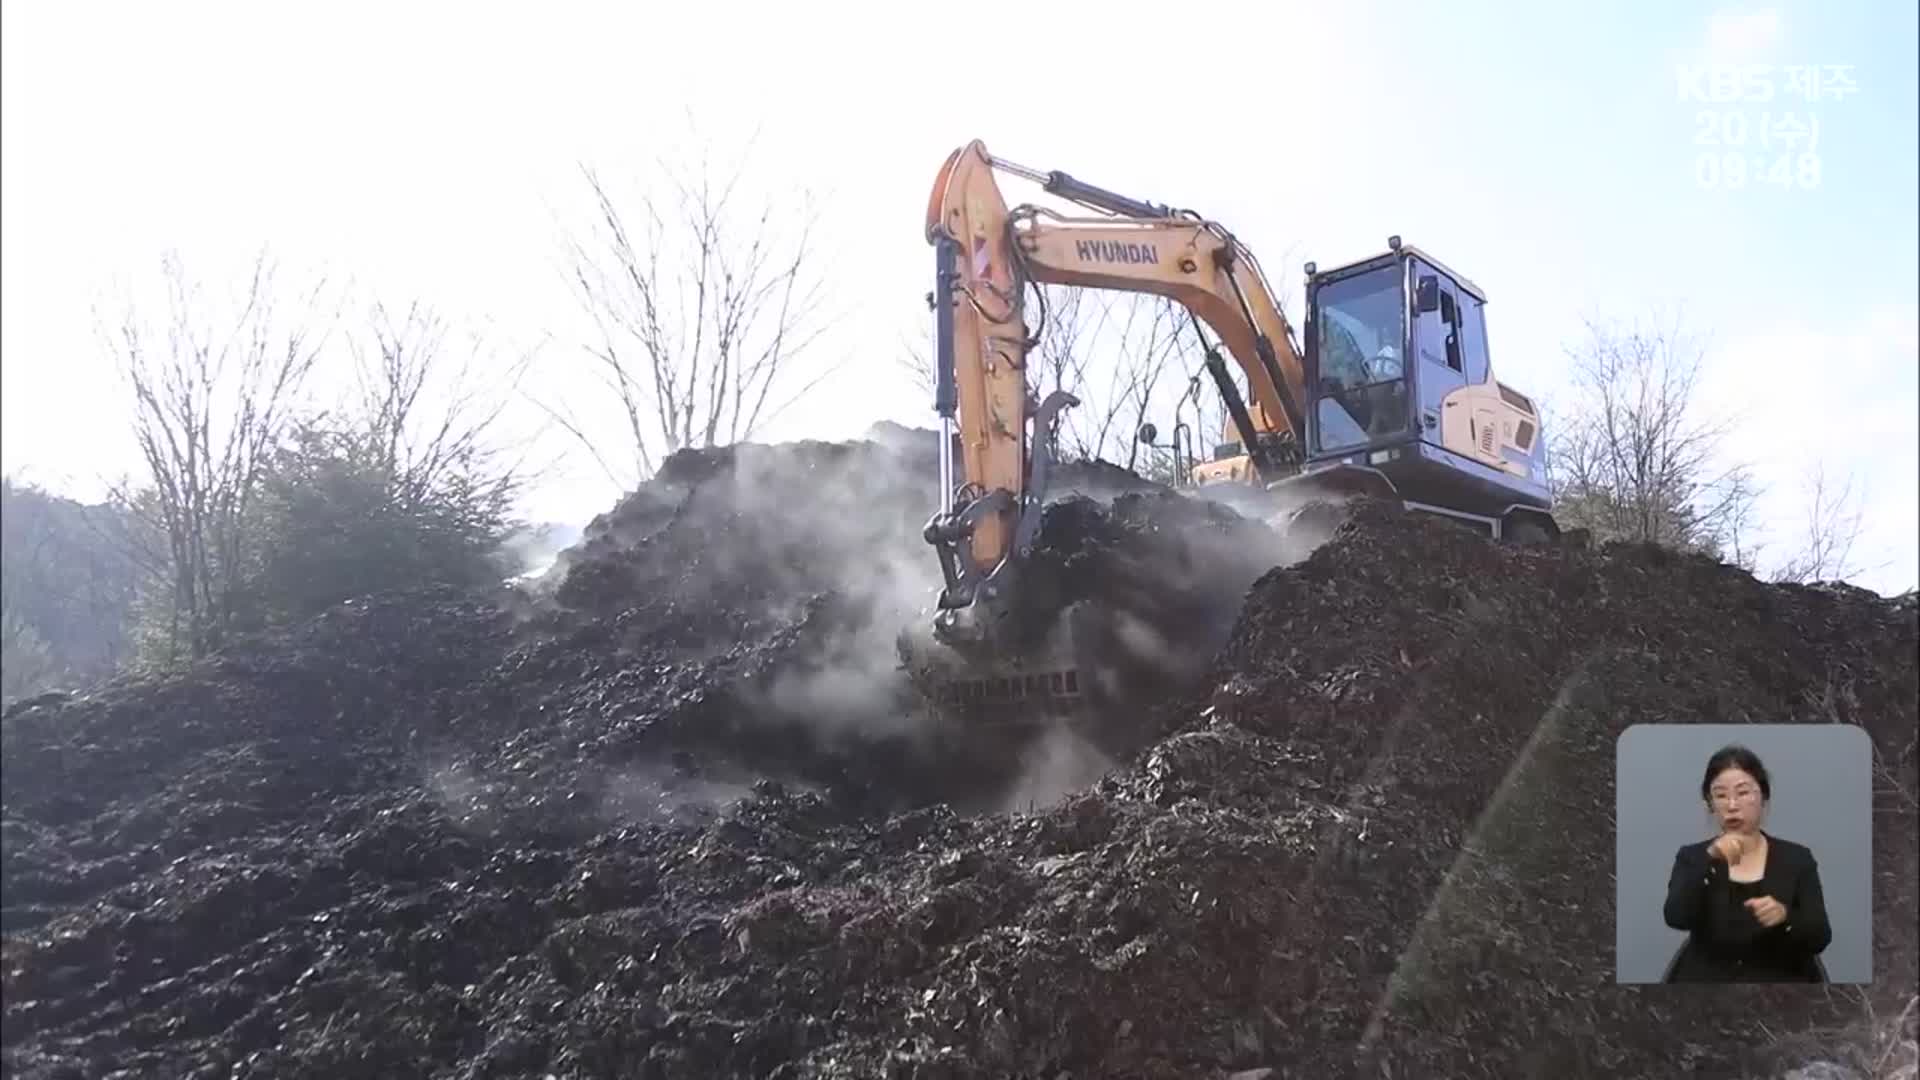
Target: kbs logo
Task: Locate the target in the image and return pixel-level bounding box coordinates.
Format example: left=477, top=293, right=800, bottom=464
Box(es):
left=1074, top=239, right=1160, bottom=265
left=1676, top=64, right=1777, bottom=103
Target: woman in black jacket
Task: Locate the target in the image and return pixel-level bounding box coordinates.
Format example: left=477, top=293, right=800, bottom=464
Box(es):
left=1663, top=744, right=1832, bottom=982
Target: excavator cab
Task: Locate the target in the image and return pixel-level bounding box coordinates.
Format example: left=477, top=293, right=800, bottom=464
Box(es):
left=1285, top=236, right=1555, bottom=540
left=1190, top=236, right=1556, bottom=542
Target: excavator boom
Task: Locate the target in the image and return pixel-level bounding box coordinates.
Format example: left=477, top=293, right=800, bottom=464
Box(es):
left=922, top=140, right=1310, bottom=614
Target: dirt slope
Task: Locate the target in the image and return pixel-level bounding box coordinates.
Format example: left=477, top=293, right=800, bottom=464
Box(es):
left=3, top=430, right=1915, bottom=1079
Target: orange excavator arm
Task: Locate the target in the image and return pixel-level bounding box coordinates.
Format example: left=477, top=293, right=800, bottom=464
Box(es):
left=922, top=139, right=1309, bottom=618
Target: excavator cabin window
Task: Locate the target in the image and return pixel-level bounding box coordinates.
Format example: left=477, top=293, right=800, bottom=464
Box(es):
left=1458, top=292, right=1490, bottom=385
left=1312, top=264, right=1409, bottom=454
left=1412, top=267, right=1493, bottom=388
left=1437, top=292, right=1463, bottom=372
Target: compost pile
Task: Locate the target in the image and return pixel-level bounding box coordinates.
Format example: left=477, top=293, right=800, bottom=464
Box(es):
left=3, top=426, right=1916, bottom=1079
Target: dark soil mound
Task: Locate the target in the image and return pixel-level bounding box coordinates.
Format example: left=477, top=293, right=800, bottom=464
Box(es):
left=3, top=433, right=1915, bottom=1079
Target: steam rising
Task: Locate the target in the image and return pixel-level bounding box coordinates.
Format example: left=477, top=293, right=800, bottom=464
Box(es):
left=999, top=725, right=1116, bottom=813
left=723, top=427, right=1342, bottom=785
left=499, top=424, right=1351, bottom=811
left=500, top=522, right=585, bottom=586
left=719, top=434, right=955, bottom=744
left=598, top=764, right=755, bottom=824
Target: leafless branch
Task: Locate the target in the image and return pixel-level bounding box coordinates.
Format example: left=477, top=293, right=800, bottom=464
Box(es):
left=1772, top=461, right=1870, bottom=584
left=896, top=316, right=937, bottom=400
left=1546, top=312, right=1757, bottom=555
left=340, top=299, right=534, bottom=516
left=554, top=124, right=834, bottom=488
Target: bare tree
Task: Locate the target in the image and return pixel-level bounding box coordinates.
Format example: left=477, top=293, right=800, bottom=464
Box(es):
left=1546, top=313, right=1757, bottom=553
left=1029, top=284, right=1098, bottom=403
left=900, top=282, right=1216, bottom=479
left=1058, top=294, right=1194, bottom=468
left=99, top=251, right=336, bottom=664
left=1117, top=299, right=1191, bottom=473
left=344, top=300, right=538, bottom=514
left=547, top=129, right=834, bottom=488
left=229, top=297, right=537, bottom=625
left=1718, top=468, right=1769, bottom=573
left=1772, top=462, right=1869, bottom=584
left=895, top=319, right=938, bottom=401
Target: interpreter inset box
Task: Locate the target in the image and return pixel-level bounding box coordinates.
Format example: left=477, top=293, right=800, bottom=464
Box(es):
left=1615, top=723, right=1871, bottom=984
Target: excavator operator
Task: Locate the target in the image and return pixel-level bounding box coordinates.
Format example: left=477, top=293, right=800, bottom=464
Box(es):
left=1318, top=305, right=1406, bottom=441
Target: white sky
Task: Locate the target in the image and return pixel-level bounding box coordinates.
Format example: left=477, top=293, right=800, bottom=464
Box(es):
left=3, top=1, right=1915, bottom=594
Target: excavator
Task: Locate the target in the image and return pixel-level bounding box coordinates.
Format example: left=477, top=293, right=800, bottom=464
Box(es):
left=900, top=139, right=1558, bottom=755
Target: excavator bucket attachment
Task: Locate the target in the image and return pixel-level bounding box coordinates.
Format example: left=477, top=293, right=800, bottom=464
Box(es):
left=910, top=643, right=1086, bottom=712
left=898, top=483, right=1264, bottom=781
left=898, top=569, right=1083, bottom=713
